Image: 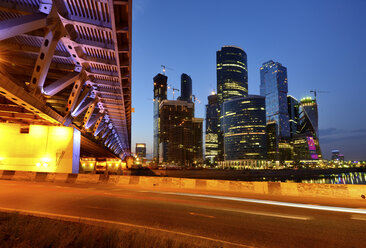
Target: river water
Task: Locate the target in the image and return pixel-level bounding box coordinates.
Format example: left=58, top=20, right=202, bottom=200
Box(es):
left=293, top=172, right=366, bottom=185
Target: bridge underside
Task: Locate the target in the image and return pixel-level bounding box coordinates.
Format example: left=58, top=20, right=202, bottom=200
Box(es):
left=0, top=0, right=132, bottom=159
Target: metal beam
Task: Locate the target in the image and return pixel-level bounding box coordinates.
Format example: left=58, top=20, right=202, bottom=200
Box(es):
left=87, top=112, right=103, bottom=130
left=82, top=99, right=97, bottom=129
left=0, top=71, right=62, bottom=124
left=71, top=97, right=94, bottom=118
left=70, top=84, right=92, bottom=113
left=43, top=71, right=81, bottom=96
left=94, top=119, right=107, bottom=136
left=0, top=13, right=47, bottom=41
left=30, top=29, right=62, bottom=93
left=65, top=79, right=84, bottom=113
left=101, top=127, right=111, bottom=139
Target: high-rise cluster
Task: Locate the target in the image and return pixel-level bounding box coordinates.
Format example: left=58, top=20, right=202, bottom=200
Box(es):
left=153, top=73, right=203, bottom=166
left=205, top=46, right=322, bottom=168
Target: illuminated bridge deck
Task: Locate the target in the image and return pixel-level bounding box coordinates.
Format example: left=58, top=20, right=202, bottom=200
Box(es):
left=0, top=0, right=132, bottom=158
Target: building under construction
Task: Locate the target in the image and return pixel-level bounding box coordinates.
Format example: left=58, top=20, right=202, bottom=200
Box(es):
left=154, top=72, right=203, bottom=166
left=159, top=100, right=203, bottom=166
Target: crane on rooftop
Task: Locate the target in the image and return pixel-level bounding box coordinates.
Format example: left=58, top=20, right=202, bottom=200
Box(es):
left=168, top=84, right=180, bottom=100
left=161, top=65, right=174, bottom=75
left=192, top=94, right=201, bottom=104
left=310, top=90, right=330, bottom=100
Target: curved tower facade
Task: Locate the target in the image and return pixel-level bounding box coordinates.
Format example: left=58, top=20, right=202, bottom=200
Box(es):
left=222, top=95, right=267, bottom=160
left=217, top=46, right=248, bottom=105
left=180, top=73, right=192, bottom=102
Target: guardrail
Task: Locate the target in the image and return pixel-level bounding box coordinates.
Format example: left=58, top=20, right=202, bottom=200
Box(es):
left=1, top=170, right=365, bottom=199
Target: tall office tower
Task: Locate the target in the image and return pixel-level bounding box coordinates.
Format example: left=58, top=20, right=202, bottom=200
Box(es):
left=191, top=118, right=204, bottom=164
left=217, top=46, right=248, bottom=104
left=217, top=46, right=248, bottom=160
left=205, top=93, right=220, bottom=163
left=298, top=97, right=319, bottom=137
left=180, top=73, right=192, bottom=102
left=153, top=73, right=168, bottom=163
left=135, top=143, right=147, bottom=158
left=292, top=97, right=322, bottom=161
left=159, top=100, right=202, bottom=166
left=287, top=95, right=299, bottom=138
left=266, top=121, right=278, bottom=161
left=260, top=60, right=290, bottom=138
left=222, top=95, right=267, bottom=161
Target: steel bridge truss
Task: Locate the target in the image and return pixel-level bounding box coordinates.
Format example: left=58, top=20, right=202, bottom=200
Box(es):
left=0, top=0, right=132, bottom=158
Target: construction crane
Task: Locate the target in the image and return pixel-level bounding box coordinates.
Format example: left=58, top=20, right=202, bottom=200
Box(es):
left=168, top=85, right=180, bottom=100
left=310, top=90, right=330, bottom=99
left=192, top=94, right=201, bottom=104
left=161, top=65, right=174, bottom=75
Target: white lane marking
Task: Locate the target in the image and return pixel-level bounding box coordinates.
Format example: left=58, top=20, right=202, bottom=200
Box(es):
left=221, top=208, right=310, bottom=220
left=0, top=207, right=252, bottom=248
left=351, top=215, right=366, bottom=221
left=189, top=212, right=215, bottom=219
left=150, top=191, right=366, bottom=215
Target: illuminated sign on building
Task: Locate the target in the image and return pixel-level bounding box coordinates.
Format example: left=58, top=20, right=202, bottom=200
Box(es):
left=307, top=136, right=319, bottom=160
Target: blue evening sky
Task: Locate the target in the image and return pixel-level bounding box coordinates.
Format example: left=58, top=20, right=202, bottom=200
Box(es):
left=131, top=0, right=366, bottom=160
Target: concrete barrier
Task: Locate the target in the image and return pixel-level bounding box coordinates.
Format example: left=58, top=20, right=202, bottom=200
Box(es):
left=13, top=171, right=35, bottom=181
left=1, top=170, right=366, bottom=200
left=75, top=174, right=100, bottom=184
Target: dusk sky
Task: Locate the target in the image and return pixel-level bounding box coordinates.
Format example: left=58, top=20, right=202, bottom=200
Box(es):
left=131, top=0, right=366, bottom=160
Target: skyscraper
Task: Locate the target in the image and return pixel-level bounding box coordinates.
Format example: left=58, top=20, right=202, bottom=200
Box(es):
left=135, top=143, right=147, bottom=158
left=217, top=46, right=248, bottom=104
left=292, top=97, right=322, bottom=161
left=216, top=46, right=248, bottom=160
left=221, top=95, right=267, bottom=161
left=260, top=60, right=290, bottom=138
left=287, top=95, right=299, bottom=138
left=159, top=100, right=203, bottom=166
left=180, top=73, right=192, bottom=102
left=205, top=93, right=219, bottom=163
left=298, top=97, right=319, bottom=137
left=153, top=73, right=168, bottom=162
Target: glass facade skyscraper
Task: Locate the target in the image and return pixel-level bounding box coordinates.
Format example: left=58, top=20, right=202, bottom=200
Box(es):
left=180, top=73, right=192, bottom=103
left=217, top=46, right=248, bottom=104
left=292, top=97, right=322, bottom=161
left=153, top=73, right=167, bottom=162
left=298, top=97, right=319, bottom=137
left=205, top=94, right=219, bottom=163
left=222, top=95, right=267, bottom=160
left=260, top=60, right=290, bottom=138
left=216, top=46, right=248, bottom=160
left=287, top=95, right=299, bottom=138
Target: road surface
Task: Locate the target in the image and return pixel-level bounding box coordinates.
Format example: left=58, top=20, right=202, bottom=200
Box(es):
left=1, top=180, right=366, bottom=247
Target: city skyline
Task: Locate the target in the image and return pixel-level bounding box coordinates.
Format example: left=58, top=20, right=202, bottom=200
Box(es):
left=132, top=0, right=366, bottom=160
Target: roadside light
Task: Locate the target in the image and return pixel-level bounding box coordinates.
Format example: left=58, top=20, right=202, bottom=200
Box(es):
left=82, top=163, right=86, bottom=167
left=36, top=163, right=41, bottom=167
left=41, top=157, right=50, bottom=163
left=89, top=163, right=93, bottom=167
left=43, top=163, right=48, bottom=167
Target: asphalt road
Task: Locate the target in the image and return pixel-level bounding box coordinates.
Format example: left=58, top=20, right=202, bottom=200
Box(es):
left=1, top=180, right=366, bottom=247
